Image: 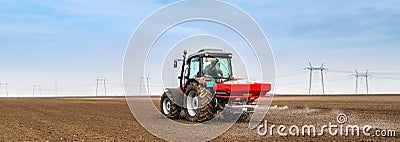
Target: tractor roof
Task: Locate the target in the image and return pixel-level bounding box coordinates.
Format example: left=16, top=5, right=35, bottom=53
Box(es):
left=188, top=48, right=232, bottom=59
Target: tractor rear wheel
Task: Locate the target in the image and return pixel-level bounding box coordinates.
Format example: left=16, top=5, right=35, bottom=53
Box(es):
left=160, top=91, right=181, bottom=119
left=184, top=83, right=215, bottom=122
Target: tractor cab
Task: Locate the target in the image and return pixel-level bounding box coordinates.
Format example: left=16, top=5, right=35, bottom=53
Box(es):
left=185, top=49, right=233, bottom=82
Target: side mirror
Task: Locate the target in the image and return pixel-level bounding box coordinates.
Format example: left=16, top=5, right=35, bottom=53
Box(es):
left=174, top=60, right=177, bottom=68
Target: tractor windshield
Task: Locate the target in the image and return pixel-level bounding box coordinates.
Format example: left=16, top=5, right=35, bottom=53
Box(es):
left=202, top=57, right=231, bottom=80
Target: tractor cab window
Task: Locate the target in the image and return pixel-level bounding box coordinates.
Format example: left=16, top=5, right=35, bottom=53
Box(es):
left=188, top=57, right=200, bottom=78
left=202, top=57, right=231, bottom=79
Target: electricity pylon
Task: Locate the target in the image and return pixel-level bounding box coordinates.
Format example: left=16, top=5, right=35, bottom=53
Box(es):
left=139, top=77, right=150, bottom=95
left=351, top=70, right=370, bottom=94
left=304, top=62, right=327, bottom=95
left=95, top=78, right=107, bottom=96
left=32, top=84, right=41, bottom=96
left=0, top=83, right=9, bottom=97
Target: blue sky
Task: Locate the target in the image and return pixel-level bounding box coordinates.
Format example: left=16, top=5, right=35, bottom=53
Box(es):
left=0, top=0, right=399, bottom=96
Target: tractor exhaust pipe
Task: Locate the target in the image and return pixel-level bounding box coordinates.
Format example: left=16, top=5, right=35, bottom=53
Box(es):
left=179, top=50, right=187, bottom=92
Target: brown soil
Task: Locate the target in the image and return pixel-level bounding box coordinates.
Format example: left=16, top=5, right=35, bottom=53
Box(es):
left=0, top=95, right=398, bottom=141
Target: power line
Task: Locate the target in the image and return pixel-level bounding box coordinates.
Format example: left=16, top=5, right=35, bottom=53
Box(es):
left=277, top=69, right=303, bottom=75
left=329, top=69, right=354, bottom=74
left=304, top=62, right=328, bottom=95
left=276, top=70, right=304, bottom=78
left=58, top=83, right=93, bottom=90
left=277, top=77, right=351, bottom=86
left=368, top=71, right=400, bottom=75
left=331, top=69, right=400, bottom=75
left=373, top=76, right=400, bottom=80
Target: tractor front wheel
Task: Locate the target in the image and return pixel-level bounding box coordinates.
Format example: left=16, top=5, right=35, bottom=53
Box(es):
left=160, top=91, right=181, bottom=119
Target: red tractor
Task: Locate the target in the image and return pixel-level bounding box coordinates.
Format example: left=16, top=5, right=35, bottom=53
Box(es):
left=160, top=49, right=271, bottom=122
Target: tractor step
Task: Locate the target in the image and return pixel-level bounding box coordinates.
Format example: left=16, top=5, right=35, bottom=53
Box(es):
left=224, top=104, right=257, bottom=113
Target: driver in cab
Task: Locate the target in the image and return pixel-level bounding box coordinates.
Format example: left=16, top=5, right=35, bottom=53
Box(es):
left=203, top=58, right=223, bottom=78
